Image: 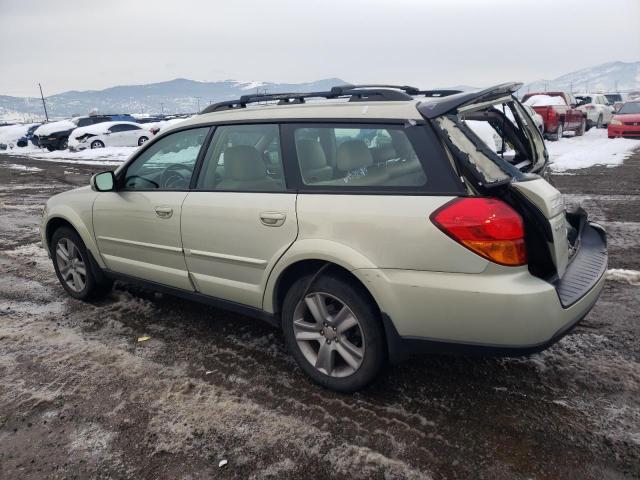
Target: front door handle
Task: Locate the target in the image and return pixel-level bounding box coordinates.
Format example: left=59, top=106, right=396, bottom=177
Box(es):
left=155, top=206, right=173, bottom=219
left=259, top=211, right=286, bottom=227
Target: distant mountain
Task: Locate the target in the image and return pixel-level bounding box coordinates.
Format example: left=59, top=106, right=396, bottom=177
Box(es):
left=0, top=78, right=347, bottom=121
left=520, top=61, right=640, bottom=95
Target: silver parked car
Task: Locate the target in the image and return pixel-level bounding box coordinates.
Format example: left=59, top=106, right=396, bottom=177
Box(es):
left=41, top=83, right=607, bottom=392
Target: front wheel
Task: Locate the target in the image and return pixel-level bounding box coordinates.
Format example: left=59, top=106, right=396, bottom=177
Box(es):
left=91, top=140, right=105, bottom=149
left=282, top=274, right=385, bottom=392
left=596, top=114, right=604, bottom=129
left=51, top=227, right=112, bottom=300
left=138, top=136, right=149, bottom=146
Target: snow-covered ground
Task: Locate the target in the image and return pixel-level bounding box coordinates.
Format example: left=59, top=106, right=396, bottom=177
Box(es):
left=547, top=128, right=639, bottom=171
left=3, top=145, right=135, bottom=166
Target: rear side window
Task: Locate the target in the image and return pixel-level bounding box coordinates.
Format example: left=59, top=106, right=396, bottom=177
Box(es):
left=292, top=125, right=427, bottom=187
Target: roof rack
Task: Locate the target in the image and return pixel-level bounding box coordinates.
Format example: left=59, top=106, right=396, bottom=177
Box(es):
left=413, top=89, right=462, bottom=98
left=199, top=84, right=417, bottom=114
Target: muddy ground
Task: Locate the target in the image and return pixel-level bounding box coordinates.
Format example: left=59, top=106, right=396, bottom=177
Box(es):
left=0, top=151, right=639, bottom=480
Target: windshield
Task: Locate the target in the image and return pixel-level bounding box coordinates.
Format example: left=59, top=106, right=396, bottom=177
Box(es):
left=618, top=102, right=640, bottom=114
left=605, top=94, right=622, bottom=103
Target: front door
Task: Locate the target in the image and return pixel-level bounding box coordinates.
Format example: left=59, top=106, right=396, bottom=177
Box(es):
left=181, top=124, right=297, bottom=308
left=93, top=127, right=210, bottom=290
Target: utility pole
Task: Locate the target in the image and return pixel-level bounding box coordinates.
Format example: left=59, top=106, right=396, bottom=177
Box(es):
left=38, top=83, right=49, bottom=122
left=160, top=103, right=164, bottom=115
left=569, top=80, right=573, bottom=93
left=195, top=97, right=201, bottom=113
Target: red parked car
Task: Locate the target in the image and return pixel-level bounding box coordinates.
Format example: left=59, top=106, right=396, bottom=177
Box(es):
left=608, top=100, right=640, bottom=138
left=521, top=91, right=587, bottom=141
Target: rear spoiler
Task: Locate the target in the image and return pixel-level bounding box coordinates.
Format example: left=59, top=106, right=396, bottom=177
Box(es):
left=417, top=82, right=523, bottom=119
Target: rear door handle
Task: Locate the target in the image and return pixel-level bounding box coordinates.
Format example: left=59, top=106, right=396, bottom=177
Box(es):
left=155, top=206, right=173, bottom=219
left=259, top=212, right=286, bottom=227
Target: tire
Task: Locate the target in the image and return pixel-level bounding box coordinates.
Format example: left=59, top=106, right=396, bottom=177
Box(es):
left=50, top=227, right=112, bottom=300
left=596, top=114, right=604, bottom=129
left=281, top=273, right=385, bottom=392
left=576, top=118, right=586, bottom=137
left=138, top=136, right=149, bottom=146
left=59, top=138, right=68, bottom=150
left=91, top=140, right=105, bottom=149
left=552, top=122, right=564, bottom=141
left=46, top=146, right=55, bottom=152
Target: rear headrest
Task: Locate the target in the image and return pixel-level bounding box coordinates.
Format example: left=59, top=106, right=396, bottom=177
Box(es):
left=337, top=140, right=373, bottom=171
left=224, top=145, right=265, bottom=181
left=297, top=139, right=327, bottom=169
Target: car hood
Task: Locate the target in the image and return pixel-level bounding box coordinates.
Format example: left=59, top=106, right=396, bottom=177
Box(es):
left=417, top=82, right=523, bottom=119
left=34, top=120, right=76, bottom=136
left=614, top=113, right=640, bottom=122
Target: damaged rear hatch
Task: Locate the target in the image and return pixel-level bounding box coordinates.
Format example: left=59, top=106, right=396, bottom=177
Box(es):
left=418, top=83, right=607, bottom=306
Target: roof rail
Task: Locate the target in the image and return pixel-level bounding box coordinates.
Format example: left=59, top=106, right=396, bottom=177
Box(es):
left=413, top=89, right=462, bottom=98
left=199, top=85, right=415, bottom=114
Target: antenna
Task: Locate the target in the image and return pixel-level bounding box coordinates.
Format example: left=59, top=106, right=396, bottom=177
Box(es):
left=38, top=83, right=49, bottom=122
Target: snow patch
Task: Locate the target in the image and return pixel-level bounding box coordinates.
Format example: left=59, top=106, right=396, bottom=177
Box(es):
left=0, top=163, right=43, bottom=172
left=547, top=128, right=639, bottom=171
left=524, top=95, right=566, bottom=107
left=5, top=145, right=134, bottom=165
left=605, top=269, right=640, bottom=286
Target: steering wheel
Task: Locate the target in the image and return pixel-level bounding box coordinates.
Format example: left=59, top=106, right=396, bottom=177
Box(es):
left=160, top=163, right=193, bottom=189
left=125, top=175, right=159, bottom=189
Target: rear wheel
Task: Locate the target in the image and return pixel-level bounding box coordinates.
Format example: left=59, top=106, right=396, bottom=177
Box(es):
left=281, top=274, right=385, bottom=392
left=91, top=140, right=105, bottom=149
left=576, top=118, right=586, bottom=136
left=552, top=122, right=564, bottom=141
left=596, top=114, right=604, bottom=129
left=51, top=227, right=112, bottom=300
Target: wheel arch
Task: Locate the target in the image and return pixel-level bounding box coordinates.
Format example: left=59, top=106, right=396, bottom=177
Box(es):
left=45, top=211, right=105, bottom=268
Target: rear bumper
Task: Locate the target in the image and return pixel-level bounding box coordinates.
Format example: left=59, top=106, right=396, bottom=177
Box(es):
left=356, top=223, right=607, bottom=362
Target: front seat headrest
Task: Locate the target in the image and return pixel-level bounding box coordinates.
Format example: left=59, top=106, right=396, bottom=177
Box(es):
left=336, top=140, right=373, bottom=171
left=224, top=145, right=265, bottom=180
left=297, top=139, right=328, bottom=168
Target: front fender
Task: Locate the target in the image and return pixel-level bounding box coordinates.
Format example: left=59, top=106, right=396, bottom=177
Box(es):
left=45, top=204, right=104, bottom=268
left=262, top=239, right=379, bottom=313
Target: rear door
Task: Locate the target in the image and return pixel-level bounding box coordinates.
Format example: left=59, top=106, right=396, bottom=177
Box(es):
left=181, top=123, right=297, bottom=308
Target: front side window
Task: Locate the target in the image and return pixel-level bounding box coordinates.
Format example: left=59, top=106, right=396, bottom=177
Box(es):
left=293, top=125, right=426, bottom=187
left=123, top=127, right=208, bottom=190
left=196, top=124, right=285, bottom=191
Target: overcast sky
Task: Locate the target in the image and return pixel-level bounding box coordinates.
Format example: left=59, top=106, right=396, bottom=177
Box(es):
left=0, top=0, right=638, bottom=97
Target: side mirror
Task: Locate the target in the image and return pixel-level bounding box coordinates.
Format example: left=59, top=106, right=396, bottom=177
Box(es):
left=90, top=171, right=116, bottom=192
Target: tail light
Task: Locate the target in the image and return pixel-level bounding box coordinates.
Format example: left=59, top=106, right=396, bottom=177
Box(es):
left=431, top=198, right=527, bottom=266
left=585, top=105, right=595, bottom=110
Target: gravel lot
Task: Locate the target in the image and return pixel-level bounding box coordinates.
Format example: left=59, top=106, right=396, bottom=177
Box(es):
left=1, top=150, right=639, bottom=479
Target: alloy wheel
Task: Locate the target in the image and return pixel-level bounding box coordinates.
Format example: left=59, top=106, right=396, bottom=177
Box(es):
left=55, top=238, right=87, bottom=293
left=292, top=292, right=365, bottom=378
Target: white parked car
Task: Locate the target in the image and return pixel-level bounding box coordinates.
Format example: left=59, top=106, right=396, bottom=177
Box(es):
left=68, top=121, right=152, bottom=151
left=574, top=93, right=615, bottom=129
